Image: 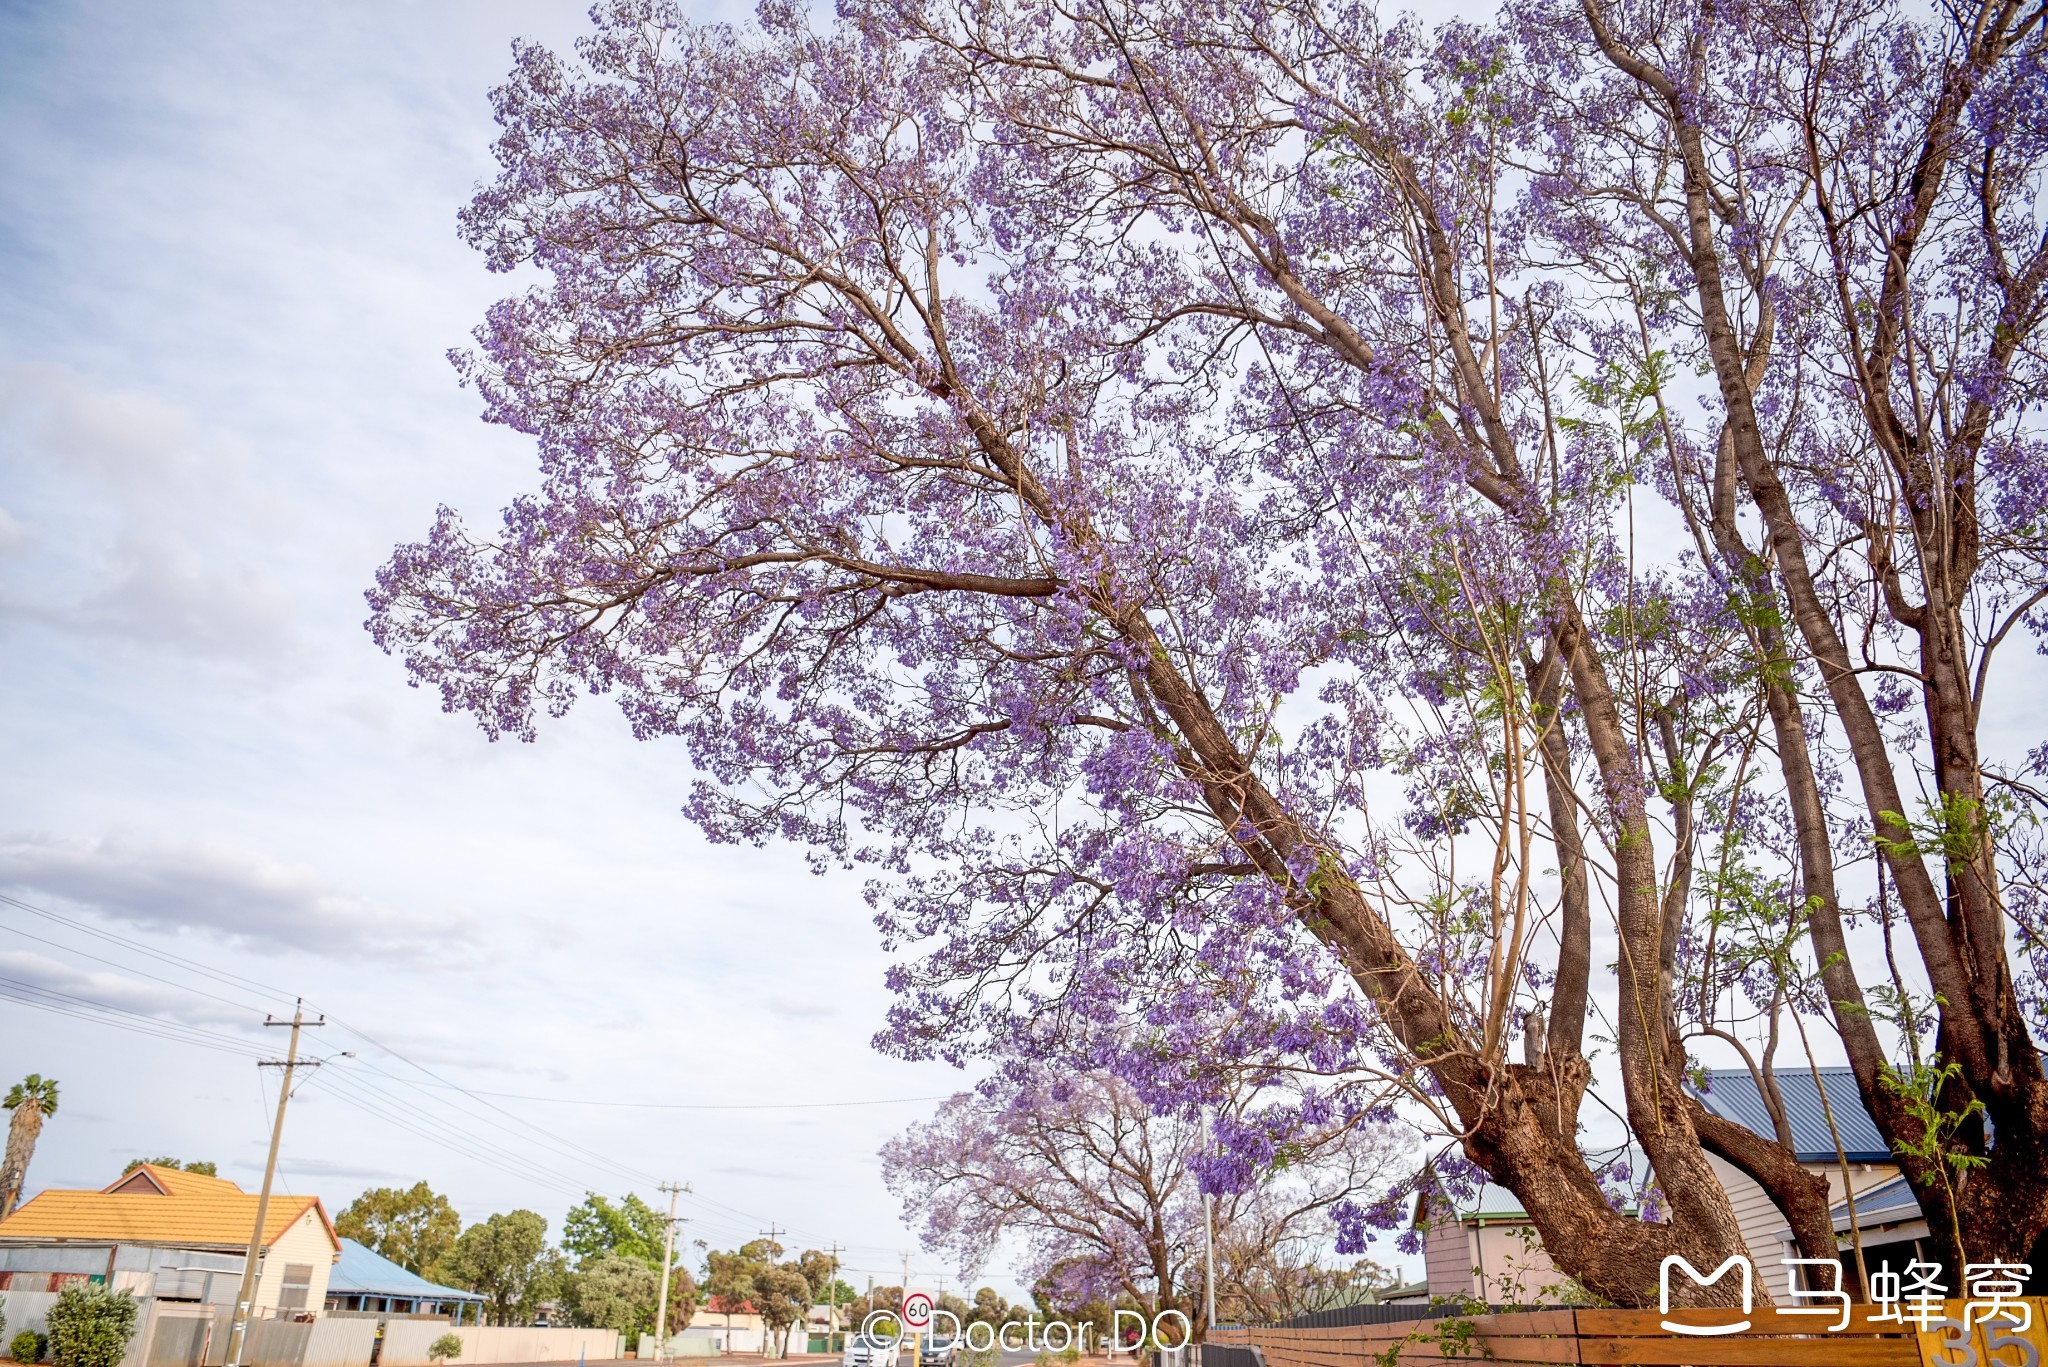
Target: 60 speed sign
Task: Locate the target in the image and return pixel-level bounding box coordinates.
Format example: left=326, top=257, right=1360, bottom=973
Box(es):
left=900, top=1291, right=934, bottom=1331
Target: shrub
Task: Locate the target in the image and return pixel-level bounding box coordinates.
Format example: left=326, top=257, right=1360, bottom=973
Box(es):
left=428, top=1334, right=464, bottom=1363
left=11, top=1330, right=45, bottom=1364
left=43, top=1286, right=137, bottom=1367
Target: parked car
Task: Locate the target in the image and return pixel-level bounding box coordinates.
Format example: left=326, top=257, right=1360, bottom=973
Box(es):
left=843, top=1334, right=900, bottom=1367
left=923, top=1335, right=960, bottom=1367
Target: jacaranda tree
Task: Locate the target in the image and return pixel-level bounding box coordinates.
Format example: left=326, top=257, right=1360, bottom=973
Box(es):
left=881, top=1069, right=1404, bottom=1329
left=369, top=0, right=2048, bottom=1306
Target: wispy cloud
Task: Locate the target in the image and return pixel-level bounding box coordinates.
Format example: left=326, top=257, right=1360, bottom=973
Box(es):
left=0, top=363, right=297, bottom=660
left=0, top=947, right=249, bottom=1027
left=0, top=833, right=469, bottom=956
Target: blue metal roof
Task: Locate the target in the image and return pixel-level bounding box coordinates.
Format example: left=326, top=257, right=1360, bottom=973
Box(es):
left=1690, top=1067, right=1893, bottom=1163
left=330, top=1239, right=484, bottom=1303
left=1831, top=1175, right=1923, bottom=1231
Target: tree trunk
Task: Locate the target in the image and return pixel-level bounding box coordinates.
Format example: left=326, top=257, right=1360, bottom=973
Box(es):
left=0, top=1103, right=43, bottom=1219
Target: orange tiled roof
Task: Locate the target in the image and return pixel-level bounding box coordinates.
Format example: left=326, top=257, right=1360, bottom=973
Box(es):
left=0, top=1165, right=339, bottom=1252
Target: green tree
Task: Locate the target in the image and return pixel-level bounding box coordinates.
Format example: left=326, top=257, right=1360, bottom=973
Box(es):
left=438, top=1210, right=558, bottom=1326
left=837, top=1286, right=903, bottom=1337
left=966, top=1288, right=1021, bottom=1327
left=336, top=1182, right=462, bottom=1275
left=794, top=1251, right=837, bottom=1304
left=572, top=1253, right=660, bottom=1337
left=0, top=1075, right=58, bottom=1220
left=560, top=1193, right=665, bottom=1268
left=705, top=1240, right=820, bottom=1347
left=661, top=1266, right=699, bottom=1333
left=43, top=1285, right=136, bottom=1367
left=427, top=1334, right=463, bottom=1363
left=120, top=1159, right=216, bottom=1178
left=702, top=1246, right=761, bottom=1319
left=749, top=1264, right=811, bottom=1356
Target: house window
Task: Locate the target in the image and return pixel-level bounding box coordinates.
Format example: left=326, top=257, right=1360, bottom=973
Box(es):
left=278, top=1264, right=314, bottom=1310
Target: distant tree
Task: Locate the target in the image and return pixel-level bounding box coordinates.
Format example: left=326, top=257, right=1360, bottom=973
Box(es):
left=121, top=1159, right=216, bottom=1178
left=703, top=1240, right=822, bottom=1351
left=702, top=1247, right=761, bottom=1323
left=965, top=1288, right=1021, bottom=1328
left=794, top=1250, right=838, bottom=1305
left=43, top=1285, right=136, bottom=1367
left=561, top=1193, right=666, bottom=1268
left=884, top=1071, right=1403, bottom=1332
left=662, top=1266, right=699, bottom=1333
left=749, top=1264, right=811, bottom=1356
left=816, top=1277, right=857, bottom=1329
left=337, top=1183, right=462, bottom=1275
left=439, top=1210, right=558, bottom=1326
left=427, top=1334, right=463, bottom=1364
left=572, top=1253, right=661, bottom=1338
left=0, top=1075, right=57, bottom=1219
left=837, top=1286, right=902, bottom=1336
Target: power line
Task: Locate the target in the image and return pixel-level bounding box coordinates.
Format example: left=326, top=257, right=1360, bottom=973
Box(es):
left=0, top=915, right=277, bottom=1017
left=0, top=899, right=659, bottom=1197
left=0, top=977, right=269, bottom=1058
left=341, top=1076, right=957, bottom=1111
left=294, top=1068, right=591, bottom=1197
left=0, top=892, right=946, bottom=1260
left=0, top=893, right=661, bottom=1188
left=0, top=893, right=295, bottom=1007
left=323, top=1020, right=665, bottom=1189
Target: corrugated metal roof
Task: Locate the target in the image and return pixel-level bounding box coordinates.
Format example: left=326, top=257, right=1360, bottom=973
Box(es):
left=1410, top=1182, right=1532, bottom=1225
left=1690, top=1067, right=1892, bottom=1162
left=0, top=1165, right=337, bottom=1252
left=1832, top=1175, right=1923, bottom=1231
left=329, top=1239, right=482, bottom=1302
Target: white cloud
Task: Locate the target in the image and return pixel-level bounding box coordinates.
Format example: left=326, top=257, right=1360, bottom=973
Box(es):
left=75, top=529, right=296, bottom=655
left=0, top=363, right=297, bottom=660
left=0, top=0, right=987, bottom=1291
left=0, top=833, right=467, bottom=956
left=0, top=947, right=248, bottom=1027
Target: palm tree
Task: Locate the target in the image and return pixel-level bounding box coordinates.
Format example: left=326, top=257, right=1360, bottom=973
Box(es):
left=0, top=1074, right=59, bottom=1219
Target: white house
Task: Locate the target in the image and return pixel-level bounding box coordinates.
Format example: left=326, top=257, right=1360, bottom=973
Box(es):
left=1691, top=1066, right=1910, bottom=1280
left=1412, top=1068, right=1924, bottom=1304
left=0, top=1163, right=342, bottom=1367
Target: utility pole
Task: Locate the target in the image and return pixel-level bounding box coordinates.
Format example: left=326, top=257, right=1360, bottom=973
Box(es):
left=1203, top=1195, right=1217, bottom=1335
left=654, top=1183, right=691, bottom=1364
left=224, top=1001, right=323, bottom=1367
left=826, top=1244, right=845, bottom=1335
left=905, top=1254, right=921, bottom=1367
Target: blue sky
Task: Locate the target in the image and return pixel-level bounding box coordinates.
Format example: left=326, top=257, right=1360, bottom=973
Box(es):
left=0, top=0, right=983, bottom=1292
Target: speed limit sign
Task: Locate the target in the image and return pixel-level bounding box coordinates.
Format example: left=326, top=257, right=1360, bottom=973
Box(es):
left=901, top=1291, right=934, bottom=1331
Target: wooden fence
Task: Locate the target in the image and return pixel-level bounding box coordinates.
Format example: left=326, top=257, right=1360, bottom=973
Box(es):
left=1209, top=1298, right=2048, bottom=1365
